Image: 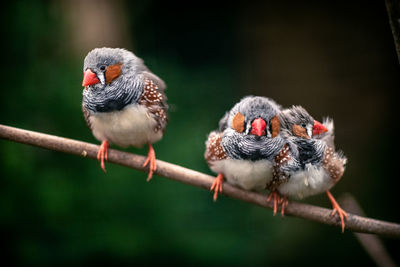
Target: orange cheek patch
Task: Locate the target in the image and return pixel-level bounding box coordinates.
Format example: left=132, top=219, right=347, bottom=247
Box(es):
left=105, top=63, right=122, bottom=84
left=232, top=112, right=245, bottom=133
left=271, top=115, right=280, bottom=138
left=292, top=124, right=310, bottom=139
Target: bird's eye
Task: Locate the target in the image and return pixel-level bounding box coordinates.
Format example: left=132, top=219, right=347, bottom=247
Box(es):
left=99, top=65, right=107, bottom=71
left=301, top=123, right=307, bottom=128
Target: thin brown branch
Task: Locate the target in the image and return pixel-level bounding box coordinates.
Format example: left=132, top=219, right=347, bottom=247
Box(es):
left=1, top=124, right=400, bottom=238
left=385, top=0, right=400, bottom=63
left=339, top=194, right=397, bottom=267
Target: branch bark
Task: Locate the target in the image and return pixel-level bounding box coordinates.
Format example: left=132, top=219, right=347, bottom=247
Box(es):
left=1, top=124, right=400, bottom=238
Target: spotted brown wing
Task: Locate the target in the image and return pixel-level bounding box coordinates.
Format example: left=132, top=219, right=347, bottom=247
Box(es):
left=267, top=144, right=291, bottom=191
left=205, top=131, right=227, bottom=164
left=138, top=76, right=168, bottom=133
left=322, top=146, right=347, bottom=182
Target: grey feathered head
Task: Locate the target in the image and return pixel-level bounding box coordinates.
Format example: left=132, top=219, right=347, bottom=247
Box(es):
left=82, top=48, right=146, bottom=90
left=82, top=48, right=159, bottom=113
left=226, top=96, right=282, bottom=137
left=279, top=105, right=328, bottom=139
left=221, top=96, right=285, bottom=161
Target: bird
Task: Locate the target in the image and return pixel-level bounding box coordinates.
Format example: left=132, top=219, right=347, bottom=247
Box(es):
left=267, top=106, right=348, bottom=232
left=81, top=47, right=168, bottom=181
left=204, top=96, right=285, bottom=201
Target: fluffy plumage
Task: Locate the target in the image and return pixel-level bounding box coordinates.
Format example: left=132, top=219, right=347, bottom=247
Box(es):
left=81, top=47, right=168, bottom=180
left=272, top=107, right=346, bottom=198
left=88, top=104, right=163, bottom=147
left=205, top=96, right=285, bottom=201
left=274, top=138, right=335, bottom=199
left=315, top=117, right=335, bottom=149
left=269, top=106, right=348, bottom=231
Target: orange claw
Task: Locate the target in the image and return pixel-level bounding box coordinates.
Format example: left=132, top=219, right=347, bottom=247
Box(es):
left=143, top=143, right=157, bottom=182
left=326, top=190, right=348, bottom=233
left=267, top=191, right=279, bottom=216
left=97, top=140, right=109, bottom=172
left=210, top=173, right=224, bottom=202
left=279, top=196, right=289, bottom=216
left=267, top=191, right=288, bottom=216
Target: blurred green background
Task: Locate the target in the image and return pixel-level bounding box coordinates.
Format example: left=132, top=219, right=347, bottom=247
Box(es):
left=1, top=0, right=399, bottom=266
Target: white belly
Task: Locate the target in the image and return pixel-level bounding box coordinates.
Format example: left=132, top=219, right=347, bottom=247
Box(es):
left=89, top=104, right=163, bottom=147
left=210, top=159, right=273, bottom=191
left=277, top=164, right=334, bottom=199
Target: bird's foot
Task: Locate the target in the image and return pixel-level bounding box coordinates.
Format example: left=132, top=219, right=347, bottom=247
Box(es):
left=267, top=191, right=287, bottom=216
left=143, top=144, right=157, bottom=182
left=326, top=190, right=348, bottom=233
left=267, top=191, right=281, bottom=216
left=210, top=173, right=224, bottom=202
left=278, top=195, right=289, bottom=216
left=97, top=140, right=109, bottom=172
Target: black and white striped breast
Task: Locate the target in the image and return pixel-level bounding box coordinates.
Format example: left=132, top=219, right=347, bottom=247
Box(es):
left=221, top=129, right=286, bottom=161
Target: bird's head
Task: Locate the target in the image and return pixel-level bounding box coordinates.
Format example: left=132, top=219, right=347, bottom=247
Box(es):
left=220, top=96, right=286, bottom=160
left=82, top=47, right=144, bottom=91
left=228, top=96, right=282, bottom=138
left=279, top=106, right=328, bottom=139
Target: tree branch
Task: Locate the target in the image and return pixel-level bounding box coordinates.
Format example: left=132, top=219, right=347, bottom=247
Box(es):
left=385, top=0, right=400, bottom=63
left=1, top=124, right=400, bottom=238
left=339, top=194, right=397, bottom=267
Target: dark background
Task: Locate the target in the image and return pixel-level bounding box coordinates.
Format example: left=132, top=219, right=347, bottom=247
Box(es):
left=0, top=0, right=399, bottom=266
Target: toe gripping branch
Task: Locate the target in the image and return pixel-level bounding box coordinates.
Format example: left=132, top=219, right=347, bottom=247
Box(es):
left=267, top=190, right=347, bottom=232
left=97, top=140, right=109, bottom=172
left=326, top=190, right=348, bottom=233
left=267, top=191, right=288, bottom=216
left=97, top=141, right=157, bottom=181
left=210, top=173, right=224, bottom=202
left=143, top=143, right=157, bottom=182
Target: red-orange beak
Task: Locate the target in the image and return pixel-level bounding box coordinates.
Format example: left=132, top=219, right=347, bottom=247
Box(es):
left=313, top=120, right=328, bottom=136
left=250, top=118, right=267, bottom=136
left=82, top=69, right=100, bottom=87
